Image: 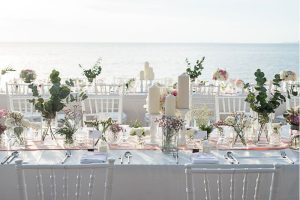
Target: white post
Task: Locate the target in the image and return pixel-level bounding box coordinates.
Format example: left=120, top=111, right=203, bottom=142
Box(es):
left=177, top=109, right=189, bottom=146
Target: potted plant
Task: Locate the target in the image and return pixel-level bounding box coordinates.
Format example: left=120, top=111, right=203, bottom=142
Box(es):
left=244, top=69, right=286, bottom=143
left=28, top=70, right=71, bottom=141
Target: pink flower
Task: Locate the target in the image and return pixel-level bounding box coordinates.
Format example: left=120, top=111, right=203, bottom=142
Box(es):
left=0, top=109, right=7, bottom=119
left=171, top=90, right=177, bottom=96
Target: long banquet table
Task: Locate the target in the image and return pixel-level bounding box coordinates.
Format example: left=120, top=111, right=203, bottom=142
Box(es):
left=0, top=149, right=299, bottom=200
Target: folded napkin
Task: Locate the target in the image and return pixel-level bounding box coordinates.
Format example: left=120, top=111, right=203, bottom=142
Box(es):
left=80, top=152, right=107, bottom=164
left=191, top=153, right=219, bottom=164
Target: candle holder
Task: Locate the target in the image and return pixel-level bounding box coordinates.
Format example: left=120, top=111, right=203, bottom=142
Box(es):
left=147, top=113, right=160, bottom=145
left=177, top=109, right=189, bottom=146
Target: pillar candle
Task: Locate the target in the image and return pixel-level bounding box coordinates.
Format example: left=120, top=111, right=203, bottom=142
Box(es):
left=148, top=84, right=160, bottom=114
left=140, top=70, right=144, bottom=80
left=177, top=73, right=190, bottom=109
left=165, top=94, right=176, bottom=116
left=149, top=67, right=154, bottom=80
left=144, top=62, right=150, bottom=80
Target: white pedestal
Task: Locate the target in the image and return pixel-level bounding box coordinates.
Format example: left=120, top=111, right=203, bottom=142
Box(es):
left=147, top=113, right=160, bottom=144
left=177, top=109, right=189, bottom=146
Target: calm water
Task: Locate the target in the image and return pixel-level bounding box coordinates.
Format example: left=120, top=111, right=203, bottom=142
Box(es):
left=0, top=43, right=298, bottom=82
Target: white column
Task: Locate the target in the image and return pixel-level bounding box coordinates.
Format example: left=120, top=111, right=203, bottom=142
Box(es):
left=177, top=73, right=190, bottom=109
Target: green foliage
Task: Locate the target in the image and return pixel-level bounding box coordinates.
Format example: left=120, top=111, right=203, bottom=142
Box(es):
left=186, top=57, right=205, bottom=82
left=129, top=120, right=143, bottom=128
left=79, top=58, right=102, bottom=83
left=1, top=67, right=15, bottom=75
left=29, top=69, right=71, bottom=120
left=56, top=119, right=76, bottom=144
left=84, top=118, right=114, bottom=145
left=244, top=69, right=286, bottom=123
left=125, top=78, right=135, bottom=90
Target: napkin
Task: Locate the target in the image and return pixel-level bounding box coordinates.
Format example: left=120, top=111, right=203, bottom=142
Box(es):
left=80, top=152, right=107, bottom=164
left=191, top=153, right=219, bottom=164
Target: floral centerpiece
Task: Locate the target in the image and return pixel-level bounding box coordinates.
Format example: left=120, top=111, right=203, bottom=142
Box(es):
left=129, top=120, right=147, bottom=145
left=269, top=123, right=282, bottom=146
left=20, top=69, right=37, bottom=83
left=244, top=69, right=288, bottom=143
left=212, top=68, right=229, bottom=81
left=5, top=112, right=33, bottom=146
left=79, top=58, right=102, bottom=83
left=107, top=121, right=123, bottom=144
left=189, top=105, right=213, bottom=139
left=28, top=70, right=71, bottom=141
left=222, top=113, right=253, bottom=146
left=284, top=107, right=300, bottom=148
left=0, top=109, right=7, bottom=143
left=280, top=70, right=297, bottom=81
left=156, top=115, right=184, bottom=152
left=186, top=57, right=205, bottom=82
left=235, top=79, right=245, bottom=88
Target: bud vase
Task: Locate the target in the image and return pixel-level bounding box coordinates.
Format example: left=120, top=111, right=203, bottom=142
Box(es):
left=290, top=125, right=299, bottom=149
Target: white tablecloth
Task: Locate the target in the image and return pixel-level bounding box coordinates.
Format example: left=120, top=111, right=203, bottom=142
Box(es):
left=0, top=149, right=299, bottom=200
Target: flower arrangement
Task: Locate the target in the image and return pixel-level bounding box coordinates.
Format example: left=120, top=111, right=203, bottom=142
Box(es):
left=235, top=79, right=245, bottom=88
left=280, top=70, right=297, bottom=81
left=79, top=58, right=102, bottom=83
left=28, top=70, right=71, bottom=140
left=125, top=78, right=136, bottom=91
left=284, top=107, right=300, bottom=130
left=108, top=122, right=123, bottom=142
left=189, top=105, right=213, bottom=139
left=244, top=69, right=288, bottom=142
left=129, top=120, right=147, bottom=144
left=84, top=117, right=114, bottom=146
left=1, top=67, right=15, bottom=75
left=223, top=113, right=253, bottom=146
left=271, top=123, right=282, bottom=134
left=186, top=57, right=205, bottom=82
left=212, top=68, right=229, bottom=81
left=0, top=109, right=7, bottom=136
left=20, top=69, right=37, bottom=83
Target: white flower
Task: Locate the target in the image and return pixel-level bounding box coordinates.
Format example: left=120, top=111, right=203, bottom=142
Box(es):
left=225, top=116, right=235, bottom=126
left=280, top=70, right=297, bottom=81
left=272, top=123, right=282, bottom=134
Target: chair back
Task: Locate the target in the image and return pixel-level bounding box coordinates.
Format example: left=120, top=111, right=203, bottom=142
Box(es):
left=215, top=95, right=251, bottom=121
left=6, top=83, right=32, bottom=96
left=286, top=95, right=300, bottom=110
left=82, top=95, right=123, bottom=123
left=192, top=84, right=220, bottom=95
left=185, top=164, right=277, bottom=200
left=16, top=159, right=115, bottom=200
left=94, top=83, right=124, bottom=95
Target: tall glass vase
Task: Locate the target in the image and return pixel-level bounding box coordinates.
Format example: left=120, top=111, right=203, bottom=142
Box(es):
left=290, top=125, right=300, bottom=149
left=42, top=118, right=57, bottom=145
left=161, top=128, right=178, bottom=153
left=255, top=113, right=273, bottom=145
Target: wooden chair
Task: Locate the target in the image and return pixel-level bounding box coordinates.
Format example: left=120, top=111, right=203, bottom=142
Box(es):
left=15, top=158, right=115, bottom=200
left=82, top=95, right=126, bottom=123
left=185, top=164, right=277, bottom=200
left=215, top=95, right=251, bottom=121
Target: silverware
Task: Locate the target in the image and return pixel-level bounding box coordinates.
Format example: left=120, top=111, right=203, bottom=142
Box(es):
left=227, top=151, right=239, bottom=164
left=1, top=151, right=18, bottom=165
left=280, top=151, right=294, bottom=164
left=119, top=155, right=124, bottom=164
left=61, top=150, right=71, bottom=164
left=224, top=154, right=234, bottom=164
left=124, top=151, right=132, bottom=164
left=6, top=151, right=19, bottom=164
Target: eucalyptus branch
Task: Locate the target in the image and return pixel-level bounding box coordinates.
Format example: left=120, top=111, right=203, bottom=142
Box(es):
left=186, top=57, right=205, bottom=82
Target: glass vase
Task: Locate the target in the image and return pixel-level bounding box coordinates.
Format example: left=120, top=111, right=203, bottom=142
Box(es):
left=290, top=125, right=300, bottom=149
left=232, top=127, right=247, bottom=146
left=9, top=126, right=26, bottom=149
left=255, top=113, right=273, bottom=145
left=42, top=118, right=58, bottom=145
left=161, top=128, right=178, bottom=153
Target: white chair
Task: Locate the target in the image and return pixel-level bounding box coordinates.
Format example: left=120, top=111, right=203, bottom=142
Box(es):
left=6, top=83, right=32, bottom=96
left=8, top=96, right=42, bottom=122
left=15, top=158, right=115, bottom=200
left=82, top=95, right=126, bottom=123
left=286, top=95, right=300, bottom=110
left=185, top=164, right=277, bottom=200
left=215, top=95, right=251, bottom=121
left=94, top=83, right=124, bottom=95
left=192, top=84, right=220, bottom=95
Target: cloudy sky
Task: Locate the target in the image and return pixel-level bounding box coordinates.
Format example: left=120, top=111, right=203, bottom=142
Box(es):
left=0, top=0, right=298, bottom=43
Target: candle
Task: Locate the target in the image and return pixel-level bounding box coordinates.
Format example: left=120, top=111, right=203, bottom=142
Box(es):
left=177, top=73, right=190, bottom=109
left=148, top=84, right=160, bottom=114
left=165, top=94, right=176, bottom=116
left=144, top=62, right=150, bottom=80
left=149, top=67, right=155, bottom=80
left=140, top=70, right=144, bottom=80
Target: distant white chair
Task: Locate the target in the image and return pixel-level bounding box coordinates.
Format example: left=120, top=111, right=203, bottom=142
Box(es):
left=185, top=164, right=277, bottom=200
left=15, top=158, right=115, bottom=200
left=286, top=95, right=300, bottom=110
left=192, top=84, right=220, bottom=95
left=82, top=95, right=126, bottom=123
left=94, top=83, right=124, bottom=95
left=8, top=96, right=42, bottom=122
left=6, top=82, right=51, bottom=97
left=215, top=95, right=251, bottom=121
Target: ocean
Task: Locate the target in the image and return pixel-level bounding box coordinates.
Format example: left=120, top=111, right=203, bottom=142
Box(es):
left=0, top=42, right=298, bottom=83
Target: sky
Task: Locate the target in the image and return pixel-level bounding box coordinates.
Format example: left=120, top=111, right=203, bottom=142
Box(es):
left=0, top=0, right=298, bottom=43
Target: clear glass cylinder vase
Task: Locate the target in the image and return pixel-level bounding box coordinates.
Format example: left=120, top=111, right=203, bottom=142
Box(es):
left=161, top=128, right=178, bottom=153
